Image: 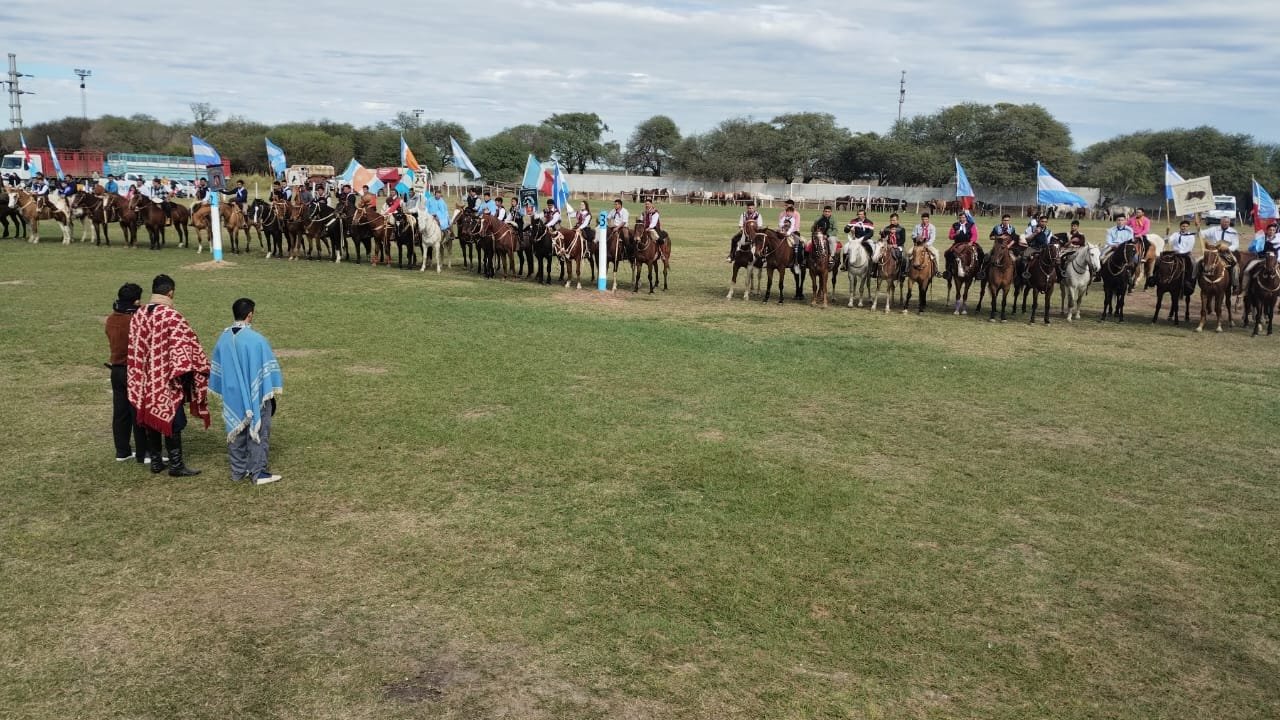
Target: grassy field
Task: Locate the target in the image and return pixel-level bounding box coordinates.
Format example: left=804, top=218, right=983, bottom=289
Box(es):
left=1, top=203, right=1277, bottom=719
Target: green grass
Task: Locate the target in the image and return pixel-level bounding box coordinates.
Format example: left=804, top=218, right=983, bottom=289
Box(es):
left=1, top=204, right=1277, bottom=719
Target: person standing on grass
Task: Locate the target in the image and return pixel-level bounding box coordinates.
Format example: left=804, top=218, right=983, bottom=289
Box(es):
left=128, top=274, right=210, bottom=477
left=106, top=282, right=148, bottom=465
left=210, top=298, right=283, bottom=486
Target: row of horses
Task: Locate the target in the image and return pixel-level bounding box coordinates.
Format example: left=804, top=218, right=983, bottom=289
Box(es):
left=726, top=224, right=1279, bottom=336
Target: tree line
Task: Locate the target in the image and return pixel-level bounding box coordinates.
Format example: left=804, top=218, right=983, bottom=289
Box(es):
left=3, top=101, right=1278, bottom=206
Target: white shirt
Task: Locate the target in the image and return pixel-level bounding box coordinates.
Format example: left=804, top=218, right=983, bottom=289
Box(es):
left=575, top=210, right=591, bottom=230
left=545, top=210, right=561, bottom=228
left=1105, top=225, right=1134, bottom=247
left=608, top=207, right=629, bottom=227
left=1201, top=225, right=1240, bottom=252
left=644, top=210, right=661, bottom=230
left=739, top=210, right=761, bottom=228
left=778, top=213, right=799, bottom=235
left=913, top=223, right=937, bottom=245
left=495, top=206, right=510, bottom=223
left=1168, top=231, right=1197, bottom=254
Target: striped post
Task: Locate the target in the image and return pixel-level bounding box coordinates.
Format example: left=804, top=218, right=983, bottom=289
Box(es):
left=597, top=211, right=608, bottom=291
left=210, top=190, right=223, bottom=262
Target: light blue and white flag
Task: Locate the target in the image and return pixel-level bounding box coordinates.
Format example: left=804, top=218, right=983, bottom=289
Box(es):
left=46, top=136, right=64, bottom=179
left=1036, top=162, right=1088, bottom=207
left=552, top=161, right=570, bottom=211
left=449, top=136, right=480, bottom=178
left=191, top=135, right=222, bottom=167
left=265, top=138, right=287, bottom=178
left=1164, top=157, right=1185, bottom=201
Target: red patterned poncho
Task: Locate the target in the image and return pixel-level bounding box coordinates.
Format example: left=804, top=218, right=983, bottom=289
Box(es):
left=127, top=298, right=211, bottom=436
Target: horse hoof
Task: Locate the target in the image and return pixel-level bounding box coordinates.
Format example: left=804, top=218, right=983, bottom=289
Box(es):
left=1216, top=327, right=1223, bottom=334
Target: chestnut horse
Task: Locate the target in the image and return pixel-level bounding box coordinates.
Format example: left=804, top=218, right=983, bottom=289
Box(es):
left=1245, top=252, right=1279, bottom=336
left=1194, top=246, right=1233, bottom=333
left=981, top=240, right=1017, bottom=322
left=904, top=240, right=936, bottom=314
left=220, top=201, right=249, bottom=254
left=553, top=226, right=591, bottom=289
left=870, top=244, right=903, bottom=313
left=631, top=219, right=664, bottom=293
left=755, top=228, right=793, bottom=304
left=8, top=189, right=72, bottom=243
left=607, top=223, right=636, bottom=292
left=478, top=213, right=517, bottom=279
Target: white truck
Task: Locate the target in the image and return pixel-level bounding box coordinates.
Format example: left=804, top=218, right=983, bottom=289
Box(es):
left=0, top=152, right=43, bottom=181
left=1206, top=195, right=1238, bottom=223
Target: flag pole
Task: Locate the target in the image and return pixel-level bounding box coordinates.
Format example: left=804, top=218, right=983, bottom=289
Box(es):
left=1163, top=155, right=1173, bottom=235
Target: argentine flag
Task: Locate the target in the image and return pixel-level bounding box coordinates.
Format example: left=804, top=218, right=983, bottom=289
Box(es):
left=449, top=136, right=480, bottom=179
left=191, top=135, right=222, bottom=167
left=265, top=138, right=287, bottom=178
left=1164, top=158, right=1185, bottom=201
left=46, top=137, right=65, bottom=180
left=552, top=162, right=570, bottom=211
left=1036, top=163, right=1088, bottom=207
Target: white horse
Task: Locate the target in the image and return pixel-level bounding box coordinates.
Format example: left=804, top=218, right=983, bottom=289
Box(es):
left=417, top=212, right=449, bottom=272
left=843, top=234, right=874, bottom=307
left=1059, top=243, right=1100, bottom=321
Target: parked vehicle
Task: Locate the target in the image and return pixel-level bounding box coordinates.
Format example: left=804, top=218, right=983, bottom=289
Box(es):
left=1, top=148, right=105, bottom=180
left=102, top=153, right=232, bottom=183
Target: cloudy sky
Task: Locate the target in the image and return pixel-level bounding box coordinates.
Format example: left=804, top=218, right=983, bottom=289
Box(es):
left=4, top=0, right=1276, bottom=149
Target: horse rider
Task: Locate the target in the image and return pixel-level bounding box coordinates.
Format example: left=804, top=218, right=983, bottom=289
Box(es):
left=337, top=183, right=355, bottom=208
left=428, top=189, right=450, bottom=233
left=465, top=187, right=479, bottom=212
left=1019, top=214, right=1056, bottom=278
left=979, top=214, right=1021, bottom=280
left=641, top=200, right=663, bottom=246
left=778, top=202, right=802, bottom=265
left=1127, top=207, right=1151, bottom=248
left=104, top=174, right=119, bottom=196
left=1163, top=218, right=1199, bottom=296
left=574, top=200, right=594, bottom=245
left=879, top=212, right=908, bottom=278
left=29, top=173, right=50, bottom=209
left=478, top=191, right=496, bottom=216
left=270, top=181, right=287, bottom=202
left=1099, top=214, right=1136, bottom=267
left=944, top=209, right=982, bottom=279
left=1196, top=215, right=1241, bottom=291
left=147, top=177, right=173, bottom=218
left=228, top=180, right=248, bottom=211
left=384, top=190, right=406, bottom=231
left=729, top=202, right=763, bottom=261
left=846, top=209, right=876, bottom=257
left=358, top=185, right=378, bottom=214
left=494, top=196, right=514, bottom=225
left=912, top=212, right=944, bottom=277
left=1240, top=222, right=1280, bottom=300
left=404, top=187, right=425, bottom=223
left=608, top=199, right=629, bottom=230
left=811, top=205, right=838, bottom=257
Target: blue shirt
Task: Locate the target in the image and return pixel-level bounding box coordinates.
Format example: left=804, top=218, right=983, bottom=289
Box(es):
left=1105, top=225, right=1134, bottom=247
left=105, top=180, right=118, bottom=194
left=478, top=199, right=496, bottom=216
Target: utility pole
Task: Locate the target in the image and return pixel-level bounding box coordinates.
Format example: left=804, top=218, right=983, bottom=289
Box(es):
left=74, top=68, right=92, bottom=120
left=897, top=71, right=906, bottom=124
left=412, top=108, right=424, bottom=127
left=6, top=54, right=35, bottom=131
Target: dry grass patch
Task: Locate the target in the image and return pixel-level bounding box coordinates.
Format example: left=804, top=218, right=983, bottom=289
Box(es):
left=182, top=260, right=238, bottom=271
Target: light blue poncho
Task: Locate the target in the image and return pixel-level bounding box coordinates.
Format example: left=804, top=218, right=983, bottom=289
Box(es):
left=209, top=324, right=283, bottom=443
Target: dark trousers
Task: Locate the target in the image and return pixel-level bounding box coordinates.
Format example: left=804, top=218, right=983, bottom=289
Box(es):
left=110, top=366, right=146, bottom=458
left=143, top=404, right=187, bottom=456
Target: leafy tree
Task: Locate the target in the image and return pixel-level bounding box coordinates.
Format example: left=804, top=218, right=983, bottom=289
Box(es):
left=469, top=132, right=527, bottom=183
left=1084, top=150, right=1155, bottom=200
left=770, top=112, right=849, bottom=183
left=501, top=123, right=554, bottom=160
left=623, top=115, right=680, bottom=176
left=674, top=119, right=783, bottom=182
left=542, top=112, right=609, bottom=173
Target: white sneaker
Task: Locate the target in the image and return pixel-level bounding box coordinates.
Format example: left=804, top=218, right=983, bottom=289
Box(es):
left=115, top=453, right=134, bottom=462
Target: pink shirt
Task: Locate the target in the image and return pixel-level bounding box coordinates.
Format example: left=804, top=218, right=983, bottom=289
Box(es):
left=1127, top=216, right=1151, bottom=236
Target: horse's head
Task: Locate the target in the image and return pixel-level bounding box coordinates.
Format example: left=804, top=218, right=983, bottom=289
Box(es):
left=7, top=191, right=17, bottom=209
left=1086, top=244, right=1102, bottom=272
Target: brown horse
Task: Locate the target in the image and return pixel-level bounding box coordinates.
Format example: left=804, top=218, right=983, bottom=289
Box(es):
left=0, top=188, right=27, bottom=239
left=353, top=204, right=395, bottom=266
left=981, top=240, right=1017, bottom=322
left=69, top=190, right=112, bottom=245
left=137, top=199, right=169, bottom=250
left=169, top=202, right=190, bottom=248
left=1244, top=252, right=1279, bottom=336
left=220, top=201, right=249, bottom=254
left=607, top=224, right=636, bottom=293
left=727, top=220, right=761, bottom=300
left=453, top=207, right=480, bottom=269
left=1195, top=246, right=1233, bottom=333
left=190, top=203, right=213, bottom=252
left=1021, top=243, right=1059, bottom=325
left=904, top=241, right=936, bottom=314
left=632, top=219, right=664, bottom=293
left=478, top=213, right=517, bottom=279
left=807, top=231, right=831, bottom=307
left=553, top=226, right=590, bottom=289
left=871, top=244, right=903, bottom=313
left=756, top=228, right=794, bottom=304
left=8, top=189, right=72, bottom=243
left=284, top=198, right=307, bottom=260
left=947, top=241, right=979, bottom=315
left=1151, top=252, right=1193, bottom=326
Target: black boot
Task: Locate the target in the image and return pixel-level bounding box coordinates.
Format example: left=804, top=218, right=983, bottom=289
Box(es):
left=166, top=433, right=201, bottom=477
left=148, top=431, right=165, bottom=474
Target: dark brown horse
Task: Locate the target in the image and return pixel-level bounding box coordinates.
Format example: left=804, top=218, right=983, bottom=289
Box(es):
left=607, top=224, right=636, bottom=293
left=1098, top=241, right=1137, bottom=322
left=552, top=226, right=590, bottom=289
left=284, top=198, right=307, bottom=260
left=981, top=240, right=1017, bottom=322
left=453, top=208, right=480, bottom=269
left=807, top=231, right=831, bottom=307
left=1021, top=243, right=1059, bottom=325
left=947, top=241, right=979, bottom=315
left=1151, top=251, right=1193, bottom=326
left=755, top=228, right=794, bottom=304
left=137, top=199, right=167, bottom=250
left=727, top=220, right=761, bottom=300
left=904, top=241, right=936, bottom=314
left=353, top=204, right=395, bottom=266
left=1245, top=252, right=1279, bottom=336
left=632, top=219, right=663, bottom=293
left=0, top=188, right=27, bottom=239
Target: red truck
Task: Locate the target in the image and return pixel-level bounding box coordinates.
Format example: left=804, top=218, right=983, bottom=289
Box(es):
left=0, top=147, right=105, bottom=180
